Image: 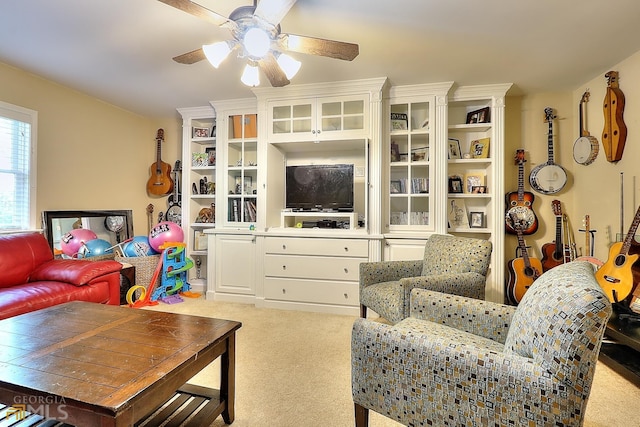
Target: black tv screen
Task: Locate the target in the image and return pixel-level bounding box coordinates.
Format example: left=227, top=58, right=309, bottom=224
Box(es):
left=286, top=164, right=354, bottom=211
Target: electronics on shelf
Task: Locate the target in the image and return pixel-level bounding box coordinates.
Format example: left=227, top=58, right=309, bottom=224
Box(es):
left=285, top=164, right=354, bottom=212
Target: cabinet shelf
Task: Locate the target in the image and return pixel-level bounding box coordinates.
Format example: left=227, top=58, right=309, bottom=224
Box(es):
left=191, top=223, right=215, bottom=228
left=448, top=123, right=492, bottom=133
left=192, top=166, right=216, bottom=172
left=191, top=137, right=216, bottom=145
left=191, top=194, right=215, bottom=200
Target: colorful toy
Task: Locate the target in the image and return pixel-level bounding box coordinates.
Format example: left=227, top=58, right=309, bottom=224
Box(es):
left=123, top=236, right=157, bottom=257
left=77, top=238, right=113, bottom=258
left=148, top=221, right=184, bottom=252
left=60, top=228, right=98, bottom=256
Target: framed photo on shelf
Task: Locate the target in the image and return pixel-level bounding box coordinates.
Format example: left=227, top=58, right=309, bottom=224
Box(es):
left=390, top=112, right=408, bottom=130
left=448, top=175, right=463, bottom=193
left=205, top=147, right=216, bottom=166
left=390, top=180, right=403, bottom=194
left=464, top=172, right=486, bottom=193
left=466, top=107, right=491, bottom=124
left=471, top=185, right=487, bottom=194
left=193, top=127, right=210, bottom=138
left=193, top=231, right=208, bottom=251
left=470, top=138, right=490, bottom=158
left=447, top=199, right=469, bottom=228
left=448, top=138, right=461, bottom=159
left=469, top=211, right=485, bottom=228
left=390, top=142, right=401, bottom=162
left=411, top=146, right=428, bottom=162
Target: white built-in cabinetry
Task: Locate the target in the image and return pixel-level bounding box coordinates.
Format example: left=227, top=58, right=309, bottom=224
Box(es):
left=180, top=78, right=511, bottom=313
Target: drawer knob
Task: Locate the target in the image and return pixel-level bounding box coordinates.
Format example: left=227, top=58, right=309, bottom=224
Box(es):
left=282, top=288, right=286, bottom=294
left=282, top=265, right=287, bottom=270
left=344, top=293, right=348, bottom=299
left=344, top=268, right=348, bottom=273
left=344, top=247, right=349, bottom=252
left=282, top=244, right=286, bottom=250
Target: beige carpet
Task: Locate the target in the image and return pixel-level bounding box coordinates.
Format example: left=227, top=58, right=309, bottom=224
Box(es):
left=146, top=298, right=640, bottom=427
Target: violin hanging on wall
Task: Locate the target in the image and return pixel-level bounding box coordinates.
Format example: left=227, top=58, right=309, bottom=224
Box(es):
left=602, top=71, right=627, bottom=163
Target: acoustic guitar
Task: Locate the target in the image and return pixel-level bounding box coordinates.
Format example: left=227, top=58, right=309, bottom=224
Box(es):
left=595, top=205, right=640, bottom=303
left=146, top=129, right=174, bottom=196
left=506, top=213, right=542, bottom=304
left=505, top=149, right=538, bottom=235
left=529, top=107, right=567, bottom=195
left=166, top=160, right=182, bottom=225
left=541, top=200, right=567, bottom=272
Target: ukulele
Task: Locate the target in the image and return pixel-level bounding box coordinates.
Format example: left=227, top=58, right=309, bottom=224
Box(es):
left=166, top=160, right=182, bottom=225
left=146, top=204, right=154, bottom=234
left=541, top=200, right=566, bottom=272
left=529, top=107, right=567, bottom=195
left=602, top=71, right=627, bottom=163
left=573, top=90, right=599, bottom=165
left=595, top=205, right=640, bottom=303
left=505, top=149, right=538, bottom=235
left=146, top=129, right=174, bottom=196
left=506, top=213, right=542, bottom=304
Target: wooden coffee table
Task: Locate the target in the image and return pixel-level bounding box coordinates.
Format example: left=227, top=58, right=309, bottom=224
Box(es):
left=0, top=301, right=241, bottom=426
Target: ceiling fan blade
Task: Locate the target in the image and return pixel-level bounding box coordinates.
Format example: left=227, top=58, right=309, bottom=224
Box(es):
left=158, top=0, right=237, bottom=31
left=279, top=34, right=359, bottom=61
left=172, top=48, right=206, bottom=64
left=254, top=0, right=297, bottom=27
left=258, top=54, right=290, bottom=87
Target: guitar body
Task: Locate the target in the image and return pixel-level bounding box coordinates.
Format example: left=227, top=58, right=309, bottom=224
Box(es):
left=541, top=241, right=564, bottom=272
left=595, top=242, right=637, bottom=302
left=507, top=256, right=543, bottom=303
left=505, top=193, right=538, bottom=235
left=147, top=161, right=173, bottom=196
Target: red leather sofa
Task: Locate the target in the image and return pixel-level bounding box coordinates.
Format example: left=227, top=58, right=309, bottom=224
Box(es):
left=0, top=232, right=122, bottom=320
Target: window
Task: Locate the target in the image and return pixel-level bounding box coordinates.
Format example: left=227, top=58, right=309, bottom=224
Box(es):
left=0, top=101, right=37, bottom=231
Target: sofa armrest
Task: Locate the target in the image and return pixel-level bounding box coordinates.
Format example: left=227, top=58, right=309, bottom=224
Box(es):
left=30, top=259, right=122, bottom=286
left=359, top=260, right=422, bottom=290
left=409, top=288, right=515, bottom=344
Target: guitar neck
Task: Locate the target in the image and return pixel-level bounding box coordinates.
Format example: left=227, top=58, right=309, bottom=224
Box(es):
left=547, top=118, right=555, bottom=163
left=155, top=139, right=162, bottom=172
left=621, top=205, right=640, bottom=255
left=516, top=231, right=533, bottom=267
left=517, top=161, right=524, bottom=201
left=554, top=215, right=563, bottom=252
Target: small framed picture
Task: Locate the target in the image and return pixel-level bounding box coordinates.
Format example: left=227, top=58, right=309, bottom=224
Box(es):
left=448, top=138, right=461, bottom=159
left=469, top=211, right=485, bottom=228
left=448, top=175, right=463, bottom=193
left=471, top=185, right=487, bottom=194
left=390, top=142, right=401, bottom=162
left=390, top=180, right=403, bottom=194
left=193, top=127, right=210, bottom=138
left=470, top=138, right=490, bottom=158
left=411, top=146, right=428, bottom=162
left=193, top=230, right=208, bottom=250
left=205, top=147, right=216, bottom=166
left=390, top=112, right=408, bottom=130
left=464, top=172, right=486, bottom=193
left=466, top=107, right=491, bottom=124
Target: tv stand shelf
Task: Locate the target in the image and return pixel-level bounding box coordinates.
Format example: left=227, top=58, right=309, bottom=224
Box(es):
left=281, top=211, right=359, bottom=230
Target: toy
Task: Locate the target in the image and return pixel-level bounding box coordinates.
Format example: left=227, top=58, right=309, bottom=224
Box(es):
left=123, top=236, right=157, bottom=257
left=60, top=228, right=98, bottom=256
left=148, top=221, right=184, bottom=252
left=77, top=238, right=113, bottom=258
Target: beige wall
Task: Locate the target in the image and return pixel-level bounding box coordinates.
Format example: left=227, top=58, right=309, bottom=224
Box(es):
left=0, top=61, right=182, bottom=236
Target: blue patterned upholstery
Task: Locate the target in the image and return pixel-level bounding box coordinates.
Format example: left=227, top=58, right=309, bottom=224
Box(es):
left=351, top=261, right=612, bottom=427
left=359, top=234, right=492, bottom=324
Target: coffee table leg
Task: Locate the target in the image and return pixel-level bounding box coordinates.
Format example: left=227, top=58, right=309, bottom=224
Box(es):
left=221, top=333, right=236, bottom=424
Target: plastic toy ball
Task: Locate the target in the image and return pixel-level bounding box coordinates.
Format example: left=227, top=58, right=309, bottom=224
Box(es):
left=77, top=239, right=113, bottom=258
left=149, top=221, right=184, bottom=252
left=60, top=228, right=98, bottom=256
left=123, top=236, right=158, bottom=257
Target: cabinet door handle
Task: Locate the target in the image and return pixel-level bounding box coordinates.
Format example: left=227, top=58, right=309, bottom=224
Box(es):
left=282, top=265, right=287, bottom=270
left=344, top=268, right=348, bottom=273
left=344, top=247, right=349, bottom=252
left=282, top=288, right=286, bottom=294
left=317, top=129, right=321, bottom=134
left=344, top=293, right=348, bottom=299
left=282, top=244, right=286, bottom=250
left=311, top=129, right=316, bottom=134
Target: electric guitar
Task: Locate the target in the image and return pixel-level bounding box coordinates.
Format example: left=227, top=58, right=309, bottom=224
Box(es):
left=146, top=128, right=174, bottom=196
left=506, top=213, right=542, bottom=304
left=595, top=205, right=640, bottom=303
left=541, top=200, right=566, bottom=272
left=166, top=160, right=182, bottom=225
left=505, top=149, right=538, bottom=235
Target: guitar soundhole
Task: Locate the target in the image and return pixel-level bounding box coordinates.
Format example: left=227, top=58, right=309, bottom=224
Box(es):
left=615, top=254, right=626, bottom=267
left=524, top=267, right=535, bottom=277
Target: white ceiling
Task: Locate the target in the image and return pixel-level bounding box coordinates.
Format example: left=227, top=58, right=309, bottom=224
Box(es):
left=2, top=0, right=640, bottom=118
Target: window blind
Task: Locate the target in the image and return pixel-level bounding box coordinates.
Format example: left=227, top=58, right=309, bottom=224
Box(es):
left=0, top=101, right=37, bottom=231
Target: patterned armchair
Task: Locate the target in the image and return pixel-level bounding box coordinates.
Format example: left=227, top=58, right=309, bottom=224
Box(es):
left=351, top=261, right=612, bottom=427
left=359, top=234, right=492, bottom=324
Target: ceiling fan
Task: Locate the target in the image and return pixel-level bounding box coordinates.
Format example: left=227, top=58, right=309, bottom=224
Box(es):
left=159, top=0, right=360, bottom=87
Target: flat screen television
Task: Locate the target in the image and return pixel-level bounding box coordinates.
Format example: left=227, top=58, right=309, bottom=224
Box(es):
left=285, top=164, right=354, bottom=211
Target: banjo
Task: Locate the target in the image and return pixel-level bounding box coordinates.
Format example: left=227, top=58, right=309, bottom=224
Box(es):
left=529, top=107, right=567, bottom=195
left=573, top=90, right=599, bottom=165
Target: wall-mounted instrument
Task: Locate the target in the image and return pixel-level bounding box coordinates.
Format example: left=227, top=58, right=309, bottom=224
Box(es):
left=529, top=107, right=567, bottom=194
left=541, top=200, right=566, bottom=272
left=602, top=71, right=627, bottom=163
left=166, top=160, right=182, bottom=225
left=505, top=149, right=538, bottom=235
left=596, top=205, right=640, bottom=303
left=146, top=129, right=174, bottom=196
left=506, top=213, right=542, bottom=304
left=573, top=90, right=599, bottom=165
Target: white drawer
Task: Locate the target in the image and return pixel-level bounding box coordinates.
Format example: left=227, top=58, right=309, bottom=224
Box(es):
left=264, top=254, right=362, bottom=281
left=265, top=237, right=368, bottom=257
left=264, top=277, right=359, bottom=306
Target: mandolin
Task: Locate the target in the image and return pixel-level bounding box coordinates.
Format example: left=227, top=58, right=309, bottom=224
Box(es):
left=602, top=71, right=627, bottom=163
left=595, top=205, right=640, bottom=303
left=529, top=107, right=567, bottom=195
left=506, top=213, right=542, bottom=304
left=541, top=200, right=567, bottom=272
left=573, top=90, right=599, bottom=165
left=505, top=149, right=538, bottom=235
left=166, top=160, right=182, bottom=225
left=146, top=129, right=174, bottom=196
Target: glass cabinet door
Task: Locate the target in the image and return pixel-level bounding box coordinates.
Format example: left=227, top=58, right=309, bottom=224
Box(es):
left=226, top=113, right=258, bottom=224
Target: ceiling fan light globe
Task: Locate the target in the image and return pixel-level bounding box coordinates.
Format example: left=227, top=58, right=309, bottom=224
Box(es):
left=243, top=27, right=271, bottom=58
left=202, top=41, right=231, bottom=68
left=276, top=53, right=301, bottom=79
left=241, top=63, right=260, bottom=87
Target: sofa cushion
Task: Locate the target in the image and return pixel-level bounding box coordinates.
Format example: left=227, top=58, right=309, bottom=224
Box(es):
left=421, top=234, right=492, bottom=277
left=0, top=233, right=53, bottom=289
left=30, top=259, right=122, bottom=286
